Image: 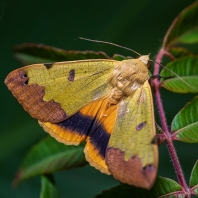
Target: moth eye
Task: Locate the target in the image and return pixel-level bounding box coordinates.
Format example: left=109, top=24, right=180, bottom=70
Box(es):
left=147, top=61, right=151, bottom=69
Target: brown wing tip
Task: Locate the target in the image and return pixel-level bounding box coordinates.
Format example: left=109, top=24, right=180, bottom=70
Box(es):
left=106, top=147, right=157, bottom=189
left=5, top=69, right=67, bottom=123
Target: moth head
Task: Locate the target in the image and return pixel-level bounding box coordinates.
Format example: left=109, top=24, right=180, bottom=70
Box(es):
left=138, top=55, right=151, bottom=69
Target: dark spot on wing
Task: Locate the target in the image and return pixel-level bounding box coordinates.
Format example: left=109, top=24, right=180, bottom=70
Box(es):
left=151, top=136, right=157, bottom=144
left=44, top=63, right=53, bottom=69
left=23, top=73, right=27, bottom=78
left=22, top=72, right=28, bottom=85
left=68, top=69, right=75, bottom=81
left=143, top=164, right=154, bottom=172
left=136, top=121, right=146, bottom=131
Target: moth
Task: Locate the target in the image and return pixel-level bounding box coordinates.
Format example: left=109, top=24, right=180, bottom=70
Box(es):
left=5, top=52, right=158, bottom=189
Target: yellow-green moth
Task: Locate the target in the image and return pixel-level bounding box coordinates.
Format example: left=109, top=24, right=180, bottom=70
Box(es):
left=5, top=54, right=158, bottom=189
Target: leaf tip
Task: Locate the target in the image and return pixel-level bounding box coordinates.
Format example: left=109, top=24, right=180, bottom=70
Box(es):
left=12, top=170, right=22, bottom=187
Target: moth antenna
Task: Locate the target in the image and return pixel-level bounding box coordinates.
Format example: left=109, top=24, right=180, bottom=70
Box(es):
left=80, top=37, right=195, bottom=90
left=150, top=60, right=196, bottom=90
left=79, top=37, right=142, bottom=56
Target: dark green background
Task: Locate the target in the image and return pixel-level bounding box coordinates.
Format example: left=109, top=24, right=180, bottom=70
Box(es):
left=1, top=1, right=197, bottom=198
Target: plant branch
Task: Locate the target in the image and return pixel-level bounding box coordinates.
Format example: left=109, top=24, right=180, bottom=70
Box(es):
left=153, top=48, right=190, bottom=197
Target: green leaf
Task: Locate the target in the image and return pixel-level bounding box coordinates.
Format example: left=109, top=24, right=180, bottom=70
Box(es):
left=112, top=54, right=127, bottom=61
left=189, top=161, right=198, bottom=195
left=160, top=56, right=198, bottom=93
left=13, top=136, right=86, bottom=184
left=163, top=1, right=198, bottom=48
left=95, top=177, right=183, bottom=198
left=40, top=174, right=60, bottom=198
left=171, top=97, right=198, bottom=143
left=169, top=47, right=193, bottom=59
left=14, top=43, right=110, bottom=65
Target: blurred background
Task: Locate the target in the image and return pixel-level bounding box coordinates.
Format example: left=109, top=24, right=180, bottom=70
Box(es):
left=1, top=0, right=197, bottom=197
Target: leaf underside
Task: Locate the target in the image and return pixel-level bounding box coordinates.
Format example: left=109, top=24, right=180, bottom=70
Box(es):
left=40, top=174, right=60, bottom=198
left=14, top=43, right=110, bottom=65
left=95, top=177, right=183, bottom=198
left=163, top=1, right=198, bottom=48
left=13, top=137, right=86, bottom=184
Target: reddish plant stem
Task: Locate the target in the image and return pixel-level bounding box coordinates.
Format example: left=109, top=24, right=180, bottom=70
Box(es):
left=153, top=49, right=190, bottom=197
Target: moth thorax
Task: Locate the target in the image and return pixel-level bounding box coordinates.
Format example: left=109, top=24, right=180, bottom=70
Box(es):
left=108, top=59, right=149, bottom=96
left=109, top=88, right=123, bottom=105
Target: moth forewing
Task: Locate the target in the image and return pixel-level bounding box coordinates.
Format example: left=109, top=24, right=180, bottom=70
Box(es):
left=105, top=55, right=157, bottom=189
left=4, top=59, right=117, bottom=123
left=106, top=81, right=157, bottom=189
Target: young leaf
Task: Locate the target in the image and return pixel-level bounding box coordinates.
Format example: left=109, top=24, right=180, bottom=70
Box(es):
left=160, top=56, right=198, bottom=93
left=169, top=47, right=193, bottom=59
left=171, top=97, right=198, bottom=143
left=14, top=43, right=110, bottom=65
left=163, top=1, right=198, bottom=48
left=95, top=177, right=183, bottom=198
left=40, top=174, right=60, bottom=198
left=13, top=136, right=86, bottom=184
left=189, top=160, right=198, bottom=195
